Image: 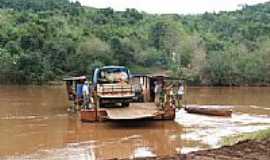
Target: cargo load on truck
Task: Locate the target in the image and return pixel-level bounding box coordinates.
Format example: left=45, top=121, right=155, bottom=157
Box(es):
left=93, top=66, right=135, bottom=107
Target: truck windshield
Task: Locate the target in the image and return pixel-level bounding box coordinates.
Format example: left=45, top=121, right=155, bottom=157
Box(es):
left=97, top=68, right=129, bottom=83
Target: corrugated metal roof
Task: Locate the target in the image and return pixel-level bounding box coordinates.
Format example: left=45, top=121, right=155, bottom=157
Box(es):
left=63, top=76, right=87, bottom=81
left=100, top=65, right=127, bottom=69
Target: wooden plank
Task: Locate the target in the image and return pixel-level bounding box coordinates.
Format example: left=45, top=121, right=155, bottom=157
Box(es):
left=104, top=103, right=159, bottom=120
left=97, top=84, right=133, bottom=93
left=98, top=94, right=134, bottom=98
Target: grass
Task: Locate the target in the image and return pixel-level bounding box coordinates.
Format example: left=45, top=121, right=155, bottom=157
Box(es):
left=220, top=128, right=270, bottom=146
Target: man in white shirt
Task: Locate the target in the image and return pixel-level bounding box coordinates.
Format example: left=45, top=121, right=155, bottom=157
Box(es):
left=176, top=81, right=184, bottom=108
left=154, top=81, right=162, bottom=107
left=82, top=81, right=90, bottom=109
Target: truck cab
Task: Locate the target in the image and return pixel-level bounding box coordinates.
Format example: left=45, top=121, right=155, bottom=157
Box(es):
left=92, top=66, right=135, bottom=107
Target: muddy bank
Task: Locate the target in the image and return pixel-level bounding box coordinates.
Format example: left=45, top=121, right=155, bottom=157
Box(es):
left=121, top=139, right=270, bottom=160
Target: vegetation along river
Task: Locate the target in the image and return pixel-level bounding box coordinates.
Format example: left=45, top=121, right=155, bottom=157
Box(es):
left=0, top=85, right=270, bottom=159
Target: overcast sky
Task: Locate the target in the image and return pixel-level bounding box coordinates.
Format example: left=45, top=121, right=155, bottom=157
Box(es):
left=77, top=0, right=269, bottom=14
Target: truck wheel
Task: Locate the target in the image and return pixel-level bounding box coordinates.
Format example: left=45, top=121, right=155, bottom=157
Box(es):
left=122, top=102, right=130, bottom=107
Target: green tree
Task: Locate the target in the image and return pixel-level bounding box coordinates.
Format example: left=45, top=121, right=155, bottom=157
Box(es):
left=75, top=37, right=113, bottom=75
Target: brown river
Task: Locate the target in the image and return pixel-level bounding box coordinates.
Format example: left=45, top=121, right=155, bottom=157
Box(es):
left=0, top=86, right=270, bottom=159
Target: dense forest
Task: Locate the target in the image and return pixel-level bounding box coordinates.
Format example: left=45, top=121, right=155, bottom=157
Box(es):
left=0, top=0, right=270, bottom=85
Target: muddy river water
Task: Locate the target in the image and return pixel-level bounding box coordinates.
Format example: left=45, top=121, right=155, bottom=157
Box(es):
left=0, top=86, right=270, bottom=159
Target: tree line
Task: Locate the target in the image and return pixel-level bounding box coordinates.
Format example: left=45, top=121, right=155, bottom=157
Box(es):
left=0, top=0, right=270, bottom=85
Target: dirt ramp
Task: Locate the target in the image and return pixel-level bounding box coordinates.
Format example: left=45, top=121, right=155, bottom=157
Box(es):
left=181, top=139, right=270, bottom=160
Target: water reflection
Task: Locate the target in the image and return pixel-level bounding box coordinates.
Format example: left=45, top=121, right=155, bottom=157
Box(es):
left=0, top=115, right=183, bottom=159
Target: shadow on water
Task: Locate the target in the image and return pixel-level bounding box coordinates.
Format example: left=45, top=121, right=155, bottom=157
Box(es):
left=104, top=120, right=181, bottom=128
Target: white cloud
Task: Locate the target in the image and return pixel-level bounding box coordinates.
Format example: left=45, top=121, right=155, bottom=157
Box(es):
left=77, top=0, right=269, bottom=14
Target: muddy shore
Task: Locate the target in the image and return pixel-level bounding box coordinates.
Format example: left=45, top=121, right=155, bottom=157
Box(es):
left=120, top=139, right=270, bottom=160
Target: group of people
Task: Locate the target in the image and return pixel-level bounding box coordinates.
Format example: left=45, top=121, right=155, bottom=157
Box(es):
left=76, top=80, right=91, bottom=109
left=66, top=79, right=92, bottom=110
left=154, top=80, right=184, bottom=109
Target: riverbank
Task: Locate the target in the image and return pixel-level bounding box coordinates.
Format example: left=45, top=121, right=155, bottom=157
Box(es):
left=221, top=128, right=270, bottom=146
left=120, top=128, right=270, bottom=160
left=119, top=138, right=270, bottom=160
